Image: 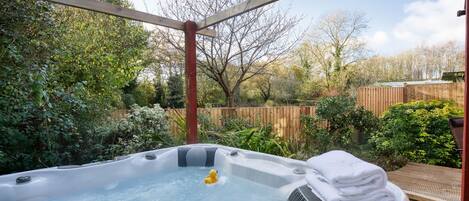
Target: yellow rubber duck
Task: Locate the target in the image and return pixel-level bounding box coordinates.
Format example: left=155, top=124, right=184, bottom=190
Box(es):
left=204, top=169, right=218, bottom=185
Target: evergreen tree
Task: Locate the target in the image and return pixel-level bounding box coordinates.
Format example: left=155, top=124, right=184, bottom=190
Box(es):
left=154, top=80, right=167, bottom=108
left=167, top=75, right=184, bottom=108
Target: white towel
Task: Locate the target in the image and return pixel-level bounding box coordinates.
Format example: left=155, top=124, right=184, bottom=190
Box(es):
left=307, top=150, right=387, bottom=196
left=306, top=175, right=396, bottom=201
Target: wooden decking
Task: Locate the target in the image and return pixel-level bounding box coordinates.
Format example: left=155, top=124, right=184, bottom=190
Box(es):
left=388, top=162, right=461, bottom=201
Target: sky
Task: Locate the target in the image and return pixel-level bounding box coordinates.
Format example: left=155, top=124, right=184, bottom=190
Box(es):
left=130, top=0, right=466, bottom=56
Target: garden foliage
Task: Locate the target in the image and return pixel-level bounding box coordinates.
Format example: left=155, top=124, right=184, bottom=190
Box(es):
left=370, top=100, right=462, bottom=167
left=171, top=114, right=293, bottom=158
left=300, top=96, right=378, bottom=153
left=102, top=104, right=174, bottom=157
left=0, top=0, right=150, bottom=174
left=0, top=0, right=83, bottom=174
left=214, top=117, right=293, bottom=157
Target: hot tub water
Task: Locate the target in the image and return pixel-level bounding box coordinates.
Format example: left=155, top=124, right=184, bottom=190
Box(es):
left=49, top=167, right=285, bottom=201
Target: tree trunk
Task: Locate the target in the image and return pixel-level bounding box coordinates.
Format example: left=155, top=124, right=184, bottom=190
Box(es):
left=224, top=85, right=240, bottom=107
left=226, top=93, right=235, bottom=107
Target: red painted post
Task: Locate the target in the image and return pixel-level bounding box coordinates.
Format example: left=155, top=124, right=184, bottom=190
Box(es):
left=463, top=1, right=469, bottom=200
left=184, top=21, right=198, bottom=144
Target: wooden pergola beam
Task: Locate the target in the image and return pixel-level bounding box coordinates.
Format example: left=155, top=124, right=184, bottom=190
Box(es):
left=48, top=0, right=216, bottom=37
left=196, top=0, right=279, bottom=30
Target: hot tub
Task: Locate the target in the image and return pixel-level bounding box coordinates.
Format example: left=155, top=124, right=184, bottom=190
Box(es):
left=0, top=144, right=408, bottom=201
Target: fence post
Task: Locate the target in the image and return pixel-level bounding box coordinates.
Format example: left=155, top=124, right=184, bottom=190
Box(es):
left=403, top=83, right=408, bottom=103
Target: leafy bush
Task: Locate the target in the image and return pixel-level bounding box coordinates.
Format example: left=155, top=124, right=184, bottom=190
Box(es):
left=300, top=116, right=331, bottom=154
left=221, top=117, right=253, bottom=131
left=350, top=107, right=380, bottom=143
left=132, top=80, right=156, bottom=107
left=0, top=0, right=152, bottom=174
left=52, top=3, right=149, bottom=109
left=171, top=114, right=293, bottom=157
left=217, top=124, right=293, bottom=157
left=295, top=96, right=381, bottom=166
left=169, top=110, right=215, bottom=144
left=315, top=96, right=356, bottom=146
left=122, top=93, right=136, bottom=108
left=0, top=0, right=90, bottom=174
left=370, top=100, right=462, bottom=168
left=103, top=104, right=174, bottom=156
left=301, top=96, right=378, bottom=151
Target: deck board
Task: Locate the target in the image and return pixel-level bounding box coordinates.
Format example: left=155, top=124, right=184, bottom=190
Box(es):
left=388, top=162, right=461, bottom=201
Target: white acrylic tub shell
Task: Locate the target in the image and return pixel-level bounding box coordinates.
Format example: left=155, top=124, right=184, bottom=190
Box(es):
left=0, top=144, right=409, bottom=201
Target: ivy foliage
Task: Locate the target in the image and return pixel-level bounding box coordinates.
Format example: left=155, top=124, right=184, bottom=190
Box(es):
left=370, top=100, right=463, bottom=167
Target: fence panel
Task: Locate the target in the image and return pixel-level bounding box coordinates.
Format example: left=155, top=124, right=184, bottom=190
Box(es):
left=357, top=87, right=404, bottom=116
left=406, top=83, right=464, bottom=107
left=166, top=106, right=316, bottom=141
left=357, top=83, right=464, bottom=116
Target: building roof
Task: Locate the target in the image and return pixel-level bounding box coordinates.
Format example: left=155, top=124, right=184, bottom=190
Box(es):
left=375, top=80, right=453, bottom=87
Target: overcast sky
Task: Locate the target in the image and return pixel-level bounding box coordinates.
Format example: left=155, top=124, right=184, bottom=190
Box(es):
left=130, top=0, right=466, bottom=56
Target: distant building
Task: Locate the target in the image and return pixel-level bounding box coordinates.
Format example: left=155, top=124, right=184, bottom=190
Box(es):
left=375, top=80, right=453, bottom=87
left=375, top=71, right=463, bottom=87
left=441, top=71, right=464, bottom=82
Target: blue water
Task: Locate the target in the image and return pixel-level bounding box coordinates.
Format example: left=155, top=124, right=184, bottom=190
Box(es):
left=50, top=167, right=285, bottom=201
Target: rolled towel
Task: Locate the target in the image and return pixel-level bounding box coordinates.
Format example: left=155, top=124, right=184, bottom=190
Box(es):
left=306, top=175, right=396, bottom=201
left=307, top=150, right=387, bottom=196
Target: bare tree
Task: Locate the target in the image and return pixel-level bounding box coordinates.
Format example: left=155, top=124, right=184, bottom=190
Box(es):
left=256, top=73, right=273, bottom=102
left=149, top=33, right=185, bottom=79
left=356, top=41, right=464, bottom=83
left=154, top=0, right=301, bottom=106
left=307, top=11, right=368, bottom=91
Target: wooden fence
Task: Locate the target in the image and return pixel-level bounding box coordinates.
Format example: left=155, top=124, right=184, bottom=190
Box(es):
left=113, top=83, right=463, bottom=140
left=357, top=83, right=464, bottom=116
left=166, top=106, right=316, bottom=141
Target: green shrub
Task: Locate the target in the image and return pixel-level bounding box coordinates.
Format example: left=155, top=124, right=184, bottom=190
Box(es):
left=132, top=80, right=155, bottom=107
left=173, top=115, right=294, bottom=157
left=370, top=100, right=462, bottom=168
left=218, top=124, right=293, bottom=157
left=222, top=117, right=253, bottom=131
left=169, top=111, right=216, bottom=144
left=300, top=115, right=331, bottom=154
left=0, top=0, right=90, bottom=174
left=301, top=96, right=378, bottom=150
left=0, top=0, right=151, bottom=174
left=350, top=107, right=380, bottom=143
left=103, top=104, right=174, bottom=157
left=122, top=93, right=136, bottom=108
left=316, top=96, right=356, bottom=125
left=296, top=96, right=379, bottom=164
